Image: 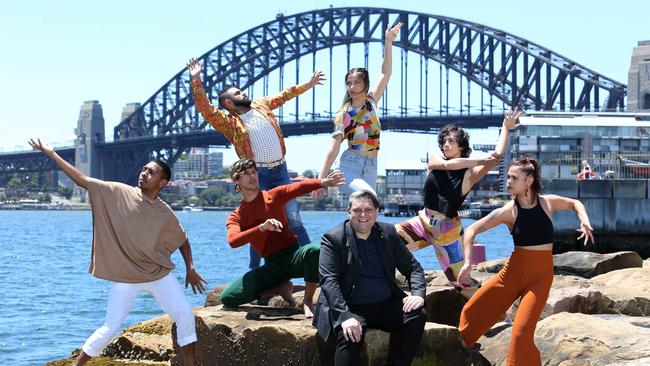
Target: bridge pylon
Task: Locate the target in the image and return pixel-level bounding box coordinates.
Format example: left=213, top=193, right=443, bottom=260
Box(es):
left=628, top=40, right=650, bottom=112
left=74, top=100, right=104, bottom=198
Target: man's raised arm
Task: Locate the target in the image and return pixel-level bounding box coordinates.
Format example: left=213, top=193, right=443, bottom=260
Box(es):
left=187, top=57, right=230, bottom=132
left=266, top=71, right=326, bottom=110
left=28, top=138, right=90, bottom=189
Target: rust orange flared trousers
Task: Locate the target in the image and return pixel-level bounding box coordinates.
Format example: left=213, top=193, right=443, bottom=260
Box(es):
left=459, top=248, right=553, bottom=366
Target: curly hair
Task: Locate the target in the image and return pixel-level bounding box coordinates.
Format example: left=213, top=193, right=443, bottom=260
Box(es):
left=229, top=158, right=257, bottom=181
left=438, top=124, right=472, bottom=158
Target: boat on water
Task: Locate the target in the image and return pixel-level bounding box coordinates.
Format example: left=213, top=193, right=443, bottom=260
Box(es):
left=461, top=194, right=509, bottom=219
left=182, top=206, right=204, bottom=212
left=620, top=156, right=650, bottom=175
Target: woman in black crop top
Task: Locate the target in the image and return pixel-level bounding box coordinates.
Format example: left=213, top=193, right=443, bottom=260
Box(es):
left=458, top=156, right=594, bottom=366
left=395, top=108, right=521, bottom=283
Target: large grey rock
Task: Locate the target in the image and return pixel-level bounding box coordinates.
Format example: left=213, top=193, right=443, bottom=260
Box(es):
left=427, top=272, right=486, bottom=301
left=590, top=267, right=650, bottom=316
left=468, top=270, right=498, bottom=285
left=553, top=251, right=643, bottom=278
left=171, top=305, right=470, bottom=366
left=46, top=316, right=174, bottom=365
left=205, top=284, right=228, bottom=307
left=475, top=258, right=508, bottom=273
left=395, top=269, right=441, bottom=289
left=45, top=357, right=166, bottom=365
left=644, top=258, right=650, bottom=268
left=423, top=285, right=466, bottom=326
left=480, top=313, right=650, bottom=366
left=103, top=315, right=174, bottom=361
left=591, top=314, right=650, bottom=328
left=506, top=275, right=604, bottom=321
left=267, top=287, right=318, bottom=310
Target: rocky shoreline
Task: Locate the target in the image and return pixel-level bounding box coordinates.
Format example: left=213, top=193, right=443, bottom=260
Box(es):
left=47, top=251, right=650, bottom=365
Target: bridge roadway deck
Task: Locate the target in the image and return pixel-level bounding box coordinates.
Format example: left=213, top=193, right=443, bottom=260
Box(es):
left=0, top=114, right=504, bottom=174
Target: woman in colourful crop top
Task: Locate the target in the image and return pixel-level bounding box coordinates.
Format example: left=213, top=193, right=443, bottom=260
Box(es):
left=458, top=156, right=594, bottom=366
left=395, top=109, right=521, bottom=284
left=314, top=21, right=402, bottom=199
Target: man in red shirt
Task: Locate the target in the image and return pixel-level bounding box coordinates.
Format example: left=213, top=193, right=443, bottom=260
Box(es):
left=221, top=158, right=344, bottom=317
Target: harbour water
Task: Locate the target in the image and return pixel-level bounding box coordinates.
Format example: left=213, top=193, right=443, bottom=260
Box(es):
left=0, top=210, right=514, bottom=365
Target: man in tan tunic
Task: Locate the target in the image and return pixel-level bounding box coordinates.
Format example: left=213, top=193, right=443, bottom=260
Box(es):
left=28, top=138, right=207, bottom=366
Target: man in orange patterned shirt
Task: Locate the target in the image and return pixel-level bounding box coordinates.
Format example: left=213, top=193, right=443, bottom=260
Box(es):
left=187, top=58, right=326, bottom=270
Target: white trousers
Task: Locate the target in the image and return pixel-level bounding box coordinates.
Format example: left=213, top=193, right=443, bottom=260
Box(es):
left=82, top=272, right=197, bottom=357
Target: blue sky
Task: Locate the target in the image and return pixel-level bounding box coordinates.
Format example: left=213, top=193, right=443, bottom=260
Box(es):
left=1, top=0, right=647, bottom=174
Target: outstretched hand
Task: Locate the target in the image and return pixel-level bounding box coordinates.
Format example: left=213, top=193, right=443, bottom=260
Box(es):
left=187, top=57, right=203, bottom=78
left=503, top=107, right=522, bottom=130
left=577, top=222, right=595, bottom=246
left=385, top=21, right=403, bottom=44
left=28, top=138, right=54, bottom=156
left=308, top=71, right=326, bottom=88
left=457, top=264, right=472, bottom=288
left=320, top=170, right=345, bottom=187
left=185, top=267, right=208, bottom=294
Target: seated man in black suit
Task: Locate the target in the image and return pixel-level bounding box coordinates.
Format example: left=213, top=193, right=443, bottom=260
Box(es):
left=313, top=190, right=427, bottom=366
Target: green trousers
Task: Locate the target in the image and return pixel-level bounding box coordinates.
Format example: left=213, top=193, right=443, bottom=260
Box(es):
left=220, top=242, right=320, bottom=307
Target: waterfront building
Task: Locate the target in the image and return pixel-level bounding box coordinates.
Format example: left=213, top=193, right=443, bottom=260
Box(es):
left=512, top=112, right=650, bottom=182
left=172, top=148, right=223, bottom=179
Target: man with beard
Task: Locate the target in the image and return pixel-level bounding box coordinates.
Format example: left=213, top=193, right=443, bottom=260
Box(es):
left=187, top=57, right=325, bottom=270
left=28, top=138, right=206, bottom=366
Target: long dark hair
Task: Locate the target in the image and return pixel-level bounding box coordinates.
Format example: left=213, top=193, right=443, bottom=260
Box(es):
left=438, top=124, right=472, bottom=158
left=341, top=68, right=370, bottom=106
left=510, top=155, right=542, bottom=199
left=333, top=68, right=371, bottom=128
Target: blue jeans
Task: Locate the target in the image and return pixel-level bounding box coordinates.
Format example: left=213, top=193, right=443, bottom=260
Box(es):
left=249, top=162, right=311, bottom=269
left=338, top=149, right=378, bottom=203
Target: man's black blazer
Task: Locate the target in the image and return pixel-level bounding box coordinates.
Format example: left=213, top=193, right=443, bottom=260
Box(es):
left=312, top=220, right=426, bottom=341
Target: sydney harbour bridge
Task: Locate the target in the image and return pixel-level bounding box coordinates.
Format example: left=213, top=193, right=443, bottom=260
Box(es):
left=0, top=7, right=627, bottom=187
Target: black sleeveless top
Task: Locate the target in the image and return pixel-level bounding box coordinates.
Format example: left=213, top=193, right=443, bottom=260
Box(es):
left=511, top=197, right=554, bottom=246
left=423, top=168, right=468, bottom=218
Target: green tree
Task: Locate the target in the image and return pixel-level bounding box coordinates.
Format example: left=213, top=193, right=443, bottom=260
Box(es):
left=40, top=193, right=51, bottom=203
left=216, top=167, right=231, bottom=179
left=187, top=195, right=200, bottom=205
left=58, top=185, right=73, bottom=199
left=7, top=177, right=22, bottom=188
left=199, top=187, right=225, bottom=206
left=302, top=169, right=317, bottom=179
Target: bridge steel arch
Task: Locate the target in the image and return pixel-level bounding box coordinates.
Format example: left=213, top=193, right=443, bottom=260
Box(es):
left=109, top=7, right=626, bottom=183
left=115, top=7, right=626, bottom=140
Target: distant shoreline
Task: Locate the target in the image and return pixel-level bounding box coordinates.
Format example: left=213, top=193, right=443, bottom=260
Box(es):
left=0, top=204, right=347, bottom=212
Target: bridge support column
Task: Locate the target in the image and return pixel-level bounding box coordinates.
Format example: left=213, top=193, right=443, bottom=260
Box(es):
left=74, top=100, right=105, bottom=200
left=628, top=40, right=650, bottom=112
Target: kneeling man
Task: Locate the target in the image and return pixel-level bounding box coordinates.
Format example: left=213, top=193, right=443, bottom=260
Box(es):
left=221, top=158, right=344, bottom=317
left=313, top=190, right=427, bottom=366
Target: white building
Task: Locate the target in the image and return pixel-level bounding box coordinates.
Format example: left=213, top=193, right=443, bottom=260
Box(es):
left=173, top=148, right=223, bottom=179
left=512, top=112, right=650, bottom=180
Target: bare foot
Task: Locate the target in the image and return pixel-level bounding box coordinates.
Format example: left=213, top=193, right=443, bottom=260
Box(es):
left=303, top=302, right=315, bottom=318
left=278, top=281, right=297, bottom=308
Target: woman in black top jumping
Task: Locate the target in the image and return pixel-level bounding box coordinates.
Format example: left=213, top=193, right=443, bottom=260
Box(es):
left=458, top=156, right=594, bottom=366
left=395, top=109, right=521, bottom=284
